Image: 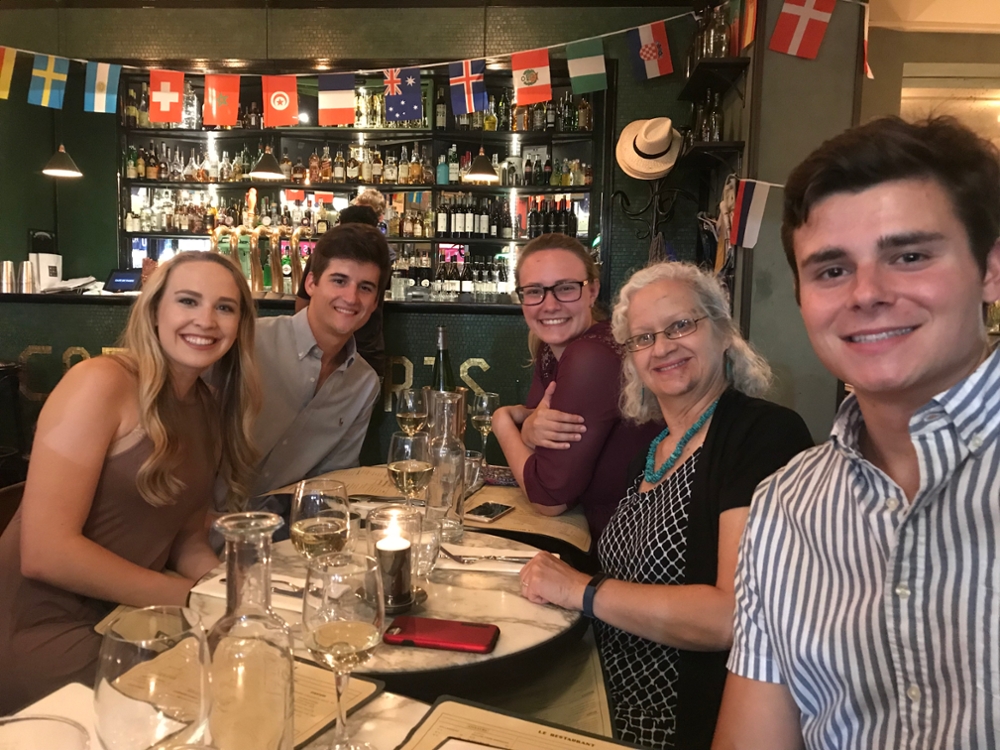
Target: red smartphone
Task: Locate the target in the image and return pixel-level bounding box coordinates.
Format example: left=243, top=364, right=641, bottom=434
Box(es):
left=383, top=616, right=500, bottom=654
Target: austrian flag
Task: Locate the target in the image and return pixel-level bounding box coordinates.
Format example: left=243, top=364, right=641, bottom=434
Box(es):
left=511, top=49, right=552, bottom=106
left=769, top=0, right=837, bottom=60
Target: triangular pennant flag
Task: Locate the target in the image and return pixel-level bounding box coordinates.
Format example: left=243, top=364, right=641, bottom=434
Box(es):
left=626, top=22, right=673, bottom=81
left=262, top=75, right=298, bottom=127
left=511, top=49, right=552, bottom=105
left=0, top=47, right=16, bottom=100
left=384, top=67, right=422, bottom=122
left=449, top=60, right=488, bottom=116
left=863, top=2, right=874, bottom=79
left=28, top=54, right=69, bottom=109
left=318, top=73, right=355, bottom=126
left=566, top=39, right=607, bottom=95
left=148, top=69, right=184, bottom=123
left=769, top=0, right=836, bottom=59
left=204, top=74, right=240, bottom=126
left=84, top=62, right=121, bottom=114
left=730, top=180, right=771, bottom=249
left=743, top=0, right=759, bottom=48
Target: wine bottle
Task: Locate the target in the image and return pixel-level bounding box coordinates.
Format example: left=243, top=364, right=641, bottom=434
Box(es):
left=431, top=326, right=455, bottom=391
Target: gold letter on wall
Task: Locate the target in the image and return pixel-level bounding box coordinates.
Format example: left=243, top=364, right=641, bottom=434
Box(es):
left=17, top=345, right=52, bottom=402
left=383, top=356, right=414, bottom=412
left=459, top=358, right=490, bottom=395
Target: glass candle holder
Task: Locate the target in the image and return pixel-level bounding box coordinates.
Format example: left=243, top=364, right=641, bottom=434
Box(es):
left=366, top=506, right=422, bottom=614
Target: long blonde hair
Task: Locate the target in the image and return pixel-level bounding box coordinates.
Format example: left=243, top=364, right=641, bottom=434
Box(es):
left=611, top=262, right=773, bottom=424
left=113, top=252, right=261, bottom=509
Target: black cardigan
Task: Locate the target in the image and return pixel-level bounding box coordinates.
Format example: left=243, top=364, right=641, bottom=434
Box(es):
left=620, top=389, right=813, bottom=750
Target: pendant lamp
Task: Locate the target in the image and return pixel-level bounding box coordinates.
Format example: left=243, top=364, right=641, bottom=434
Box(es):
left=43, top=145, right=83, bottom=178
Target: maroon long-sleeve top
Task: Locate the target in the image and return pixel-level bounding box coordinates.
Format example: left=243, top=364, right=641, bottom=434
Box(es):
left=522, top=321, right=662, bottom=543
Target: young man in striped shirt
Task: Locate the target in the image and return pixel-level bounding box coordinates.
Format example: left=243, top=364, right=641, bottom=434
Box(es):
left=713, top=117, right=1000, bottom=749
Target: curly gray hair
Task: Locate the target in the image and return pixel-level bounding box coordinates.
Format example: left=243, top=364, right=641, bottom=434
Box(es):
left=611, top=262, right=773, bottom=424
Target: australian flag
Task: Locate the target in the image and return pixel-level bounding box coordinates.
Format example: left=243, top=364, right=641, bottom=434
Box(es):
left=449, top=59, right=487, bottom=116
left=384, top=67, right=423, bottom=122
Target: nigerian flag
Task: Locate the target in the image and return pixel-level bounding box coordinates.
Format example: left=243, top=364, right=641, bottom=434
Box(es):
left=566, top=38, right=607, bottom=95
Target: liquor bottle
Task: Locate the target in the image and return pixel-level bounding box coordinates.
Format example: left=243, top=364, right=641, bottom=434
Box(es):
left=545, top=99, right=556, bottom=131
left=479, top=199, right=491, bottom=238
left=457, top=111, right=469, bottom=131
left=159, top=142, right=169, bottom=179
left=471, top=106, right=484, bottom=131
left=578, top=95, right=592, bottom=131
left=436, top=198, right=450, bottom=238
left=279, top=148, right=292, bottom=180
left=436, top=154, right=448, bottom=185
left=184, top=148, right=198, bottom=181
left=170, top=148, right=184, bottom=181
left=333, top=149, right=346, bottom=183
left=182, top=81, right=200, bottom=129
left=708, top=91, right=724, bottom=142
left=291, top=200, right=303, bottom=226
left=320, top=146, right=332, bottom=182
left=402, top=211, right=414, bottom=238
left=527, top=200, right=540, bottom=238
left=409, top=144, right=422, bottom=185
left=232, top=149, right=244, bottom=181
left=556, top=198, right=569, bottom=235
left=308, top=148, right=321, bottom=183
left=249, top=102, right=262, bottom=129
left=138, top=83, right=150, bottom=128
left=501, top=200, right=513, bottom=239
left=398, top=146, right=410, bottom=185
left=372, top=149, right=384, bottom=184
left=452, top=195, right=466, bottom=238
left=435, top=88, right=448, bottom=130
left=498, top=90, right=512, bottom=131
left=532, top=101, right=545, bottom=131
left=125, top=88, right=137, bottom=128
left=498, top=257, right=510, bottom=296
left=489, top=200, right=499, bottom=238
left=517, top=103, right=531, bottom=132
left=460, top=254, right=474, bottom=295
left=216, top=151, right=230, bottom=182
left=486, top=258, right=498, bottom=302
left=463, top=198, right=475, bottom=240
left=361, top=148, right=373, bottom=183
left=136, top=148, right=146, bottom=179
left=448, top=146, right=459, bottom=184
left=198, top=151, right=210, bottom=182
left=126, top=146, right=138, bottom=179
left=346, top=148, right=360, bottom=183
left=484, top=96, right=498, bottom=131
left=384, top=155, right=398, bottom=184
left=292, top=156, right=307, bottom=184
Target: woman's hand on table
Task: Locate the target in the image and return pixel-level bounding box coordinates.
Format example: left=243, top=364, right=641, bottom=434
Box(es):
left=519, top=551, right=590, bottom=610
left=520, top=382, right=587, bottom=451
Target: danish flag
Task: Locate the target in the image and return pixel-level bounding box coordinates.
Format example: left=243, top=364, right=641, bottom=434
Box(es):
left=383, top=69, right=402, bottom=97
left=768, top=0, right=836, bottom=60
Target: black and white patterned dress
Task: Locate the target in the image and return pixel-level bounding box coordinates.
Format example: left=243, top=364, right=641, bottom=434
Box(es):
left=595, top=447, right=701, bottom=749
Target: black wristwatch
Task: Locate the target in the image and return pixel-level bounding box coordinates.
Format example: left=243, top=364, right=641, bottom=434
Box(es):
left=582, top=572, right=609, bottom=619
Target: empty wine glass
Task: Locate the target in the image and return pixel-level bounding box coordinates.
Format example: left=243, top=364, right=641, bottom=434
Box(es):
left=387, top=431, right=432, bottom=507
left=94, top=606, right=210, bottom=750
left=469, top=392, right=500, bottom=453
left=413, top=518, right=441, bottom=583
left=303, top=553, right=384, bottom=750
left=464, top=450, right=484, bottom=495
left=291, top=478, right=351, bottom=561
left=0, top=717, right=90, bottom=750
left=395, top=389, right=427, bottom=436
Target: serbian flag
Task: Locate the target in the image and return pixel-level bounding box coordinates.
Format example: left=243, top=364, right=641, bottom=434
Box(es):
left=511, top=49, right=552, bottom=106
left=203, top=74, right=240, bottom=126
left=262, top=75, right=298, bottom=127
left=449, top=59, right=488, bottom=116
left=0, top=47, right=16, bottom=100
left=84, top=62, right=121, bottom=113
left=626, top=22, right=673, bottom=81
left=148, top=69, right=184, bottom=123
left=769, top=0, right=836, bottom=60
left=318, top=73, right=355, bottom=126
left=863, top=2, right=874, bottom=79
left=729, top=180, right=771, bottom=249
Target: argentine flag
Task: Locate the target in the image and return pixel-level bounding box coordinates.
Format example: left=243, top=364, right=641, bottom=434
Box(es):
left=84, top=62, right=122, bottom=114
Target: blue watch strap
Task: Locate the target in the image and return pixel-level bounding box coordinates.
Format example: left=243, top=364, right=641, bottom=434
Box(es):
left=583, top=572, right=609, bottom=619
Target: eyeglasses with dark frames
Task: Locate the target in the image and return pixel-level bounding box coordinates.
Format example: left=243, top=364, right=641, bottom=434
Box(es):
left=624, top=317, right=708, bottom=352
left=514, top=280, right=590, bottom=306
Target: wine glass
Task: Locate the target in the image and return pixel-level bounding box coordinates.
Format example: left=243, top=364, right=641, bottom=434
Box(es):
left=413, top=518, right=441, bottom=583
left=395, top=389, right=427, bottom=436
left=469, top=392, right=500, bottom=453
left=0, top=717, right=90, bottom=750
left=291, top=479, right=351, bottom=560
left=94, top=606, right=210, bottom=750
left=387, top=431, right=432, bottom=507
left=303, top=553, right=384, bottom=750
left=464, top=450, right=483, bottom=496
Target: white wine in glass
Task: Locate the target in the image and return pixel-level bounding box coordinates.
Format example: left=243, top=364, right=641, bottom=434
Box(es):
left=290, top=512, right=348, bottom=559
left=292, top=479, right=350, bottom=560
left=395, top=388, right=428, bottom=436
left=387, top=432, right=431, bottom=506
left=469, top=392, right=500, bottom=453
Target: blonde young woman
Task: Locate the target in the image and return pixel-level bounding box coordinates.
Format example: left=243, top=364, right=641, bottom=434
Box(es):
left=0, top=252, right=260, bottom=713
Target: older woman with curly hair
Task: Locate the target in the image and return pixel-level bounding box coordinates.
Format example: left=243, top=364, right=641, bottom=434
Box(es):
left=519, top=261, right=813, bottom=750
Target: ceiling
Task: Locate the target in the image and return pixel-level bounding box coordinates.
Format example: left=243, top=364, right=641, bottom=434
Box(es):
left=870, top=0, right=1000, bottom=34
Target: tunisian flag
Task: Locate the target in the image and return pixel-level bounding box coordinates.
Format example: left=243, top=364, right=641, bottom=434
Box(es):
left=262, top=75, right=298, bottom=127
left=203, top=74, right=240, bottom=127
left=768, top=0, right=836, bottom=60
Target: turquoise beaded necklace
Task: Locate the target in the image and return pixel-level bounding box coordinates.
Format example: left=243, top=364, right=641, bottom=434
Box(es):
left=644, top=397, right=720, bottom=484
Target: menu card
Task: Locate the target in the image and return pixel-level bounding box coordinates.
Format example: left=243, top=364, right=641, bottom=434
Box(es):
left=395, top=698, right=640, bottom=750
left=266, top=466, right=592, bottom=552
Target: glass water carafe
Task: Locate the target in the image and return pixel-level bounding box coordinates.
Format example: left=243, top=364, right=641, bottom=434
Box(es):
left=427, top=390, right=467, bottom=543
left=208, top=512, right=294, bottom=750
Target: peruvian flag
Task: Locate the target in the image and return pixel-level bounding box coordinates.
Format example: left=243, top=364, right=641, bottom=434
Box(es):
left=203, top=74, right=240, bottom=127
left=511, top=49, right=552, bottom=106
left=769, top=0, right=836, bottom=59
left=318, top=73, right=355, bottom=126
left=262, top=75, right=298, bottom=127
left=148, top=69, right=184, bottom=123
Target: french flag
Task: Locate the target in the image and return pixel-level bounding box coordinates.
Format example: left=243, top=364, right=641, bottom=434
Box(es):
left=729, top=180, right=771, bottom=249
left=626, top=22, right=673, bottom=81
left=318, top=73, right=355, bottom=126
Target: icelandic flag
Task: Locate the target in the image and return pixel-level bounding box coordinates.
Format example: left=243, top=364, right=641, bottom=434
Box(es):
left=449, top=59, right=487, bottom=116
left=729, top=180, right=771, bottom=249
left=626, top=22, right=673, bottom=81
left=318, top=73, right=355, bottom=126
left=384, top=67, right=422, bottom=122
left=28, top=54, right=69, bottom=109
left=84, top=62, right=121, bottom=113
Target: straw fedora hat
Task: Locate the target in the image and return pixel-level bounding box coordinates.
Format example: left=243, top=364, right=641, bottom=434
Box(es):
left=616, top=117, right=683, bottom=180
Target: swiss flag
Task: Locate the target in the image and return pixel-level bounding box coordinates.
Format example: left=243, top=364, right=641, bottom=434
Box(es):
left=768, top=0, right=836, bottom=59
left=204, top=74, right=240, bottom=127
left=148, top=69, right=184, bottom=123
left=262, top=75, right=298, bottom=127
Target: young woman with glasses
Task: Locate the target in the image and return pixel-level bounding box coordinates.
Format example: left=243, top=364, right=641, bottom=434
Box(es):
left=517, top=261, right=812, bottom=750
left=492, top=233, right=662, bottom=546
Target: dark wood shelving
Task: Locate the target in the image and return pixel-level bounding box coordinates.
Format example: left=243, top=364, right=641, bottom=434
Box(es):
left=123, top=127, right=594, bottom=144
left=678, top=58, right=750, bottom=103
left=123, top=179, right=592, bottom=194
left=681, top=141, right=745, bottom=162
left=384, top=237, right=530, bottom=246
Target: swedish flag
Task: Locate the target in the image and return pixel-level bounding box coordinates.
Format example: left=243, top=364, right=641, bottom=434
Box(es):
left=28, top=54, right=69, bottom=109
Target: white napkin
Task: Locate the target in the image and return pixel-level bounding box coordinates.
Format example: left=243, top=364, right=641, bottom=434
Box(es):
left=437, top=545, right=544, bottom=574
left=190, top=572, right=306, bottom=614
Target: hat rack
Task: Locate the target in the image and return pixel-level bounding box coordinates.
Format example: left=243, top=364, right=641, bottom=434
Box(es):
left=611, top=179, right=698, bottom=262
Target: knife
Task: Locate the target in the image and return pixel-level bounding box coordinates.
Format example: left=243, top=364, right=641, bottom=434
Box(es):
left=349, top=493, right=422, bottom=506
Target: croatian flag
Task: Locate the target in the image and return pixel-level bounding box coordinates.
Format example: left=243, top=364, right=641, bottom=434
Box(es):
left=318, top=73, right=355, bottom=126
left=769, top=0, right=836, bottom=60
left=729, top=180, right=771, bottom=249
left=84, top=62, right=121, bottom=114
left=626, top=22, right=673, bottom=81
left=449, top=59, right=487, bottom=116
left=384, top=67, right=422, bottom=122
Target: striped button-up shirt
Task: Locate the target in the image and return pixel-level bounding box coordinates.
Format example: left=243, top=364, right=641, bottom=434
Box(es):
left=729, top=346, right=1000, bottom=749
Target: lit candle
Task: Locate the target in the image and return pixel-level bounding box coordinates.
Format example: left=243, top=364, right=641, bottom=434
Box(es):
left=375, top=520, right=412, bottom=609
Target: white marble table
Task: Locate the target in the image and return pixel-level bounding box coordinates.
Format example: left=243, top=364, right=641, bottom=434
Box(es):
left=190, top=531, right=582, bottom=679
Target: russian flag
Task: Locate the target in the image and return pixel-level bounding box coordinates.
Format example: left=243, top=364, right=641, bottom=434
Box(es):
left=318, top=73, right=355, bottom=126
left=626, top=22, right=673, bottom=81
left=729, top=180, right=771, bottom=249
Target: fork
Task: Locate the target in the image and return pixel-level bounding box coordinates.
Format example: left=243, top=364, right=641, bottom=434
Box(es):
left=439, top=547, right=535, bottom=565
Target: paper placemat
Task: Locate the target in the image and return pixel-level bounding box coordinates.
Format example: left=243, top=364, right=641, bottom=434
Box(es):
left=438, top=545, right=543, bottom=574
left=190, top=572, right=306, bottom=614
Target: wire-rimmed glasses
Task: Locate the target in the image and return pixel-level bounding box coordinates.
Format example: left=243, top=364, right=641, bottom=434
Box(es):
left=623, top=316, right=708, bottom=352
